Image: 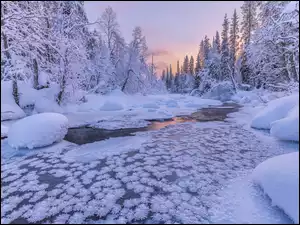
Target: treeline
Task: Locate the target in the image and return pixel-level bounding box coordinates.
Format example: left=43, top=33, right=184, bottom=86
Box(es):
left=1, top=1, right=166, bottom=105
left=161, top=1, right=299, bottom=93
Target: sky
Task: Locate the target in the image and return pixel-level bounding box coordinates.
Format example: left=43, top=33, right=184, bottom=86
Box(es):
left=84, top=1, right=243, bottom=75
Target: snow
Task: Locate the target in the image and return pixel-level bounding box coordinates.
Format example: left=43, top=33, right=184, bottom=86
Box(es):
left=283, top=1, right=298, bottom=14
left=89, top=119, right=150, bottom=130
left=1, top=139, right=76, bottom=160
left=18, top=81, right=38, bottom=108
left=34, top=84, right=63, bottom=113
left=209, top=171, right=293, bottom=224
left=143, top=103, right=160, bottom=109
left=64, top=94, right=222, bottom=128
left=1, top=103, right=299, bottom=224
left=251, top=94, right=299, bottom=129
left=252, top=152, right=299, bottom=223
left=1, top=125, right=9, bottom=138
left=100, top=101, right=124, bottom=111
left=1, top=103, right=26, bottom=121
left=270, top=105, right=299, bottom=142
left=63, top=135, right=149, bottom=163
left=7, top=113, right=69, bottom=149
left=202, top=81, right=235, bottom=102
left=1, top=81, right=26, bottom=121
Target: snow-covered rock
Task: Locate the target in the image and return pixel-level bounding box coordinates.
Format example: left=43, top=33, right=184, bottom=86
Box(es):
left=7, top=113, right=69, bottom=149
left=252, top=152, right=299, bottom=223
left=270, top=105, right=299, bottom=142
left=143, top=103, right=160, bottom=109
left=100, top=101, right=124, bottom=111
left=202, top=82, right=236, bottom=102
left=251, top=94, right=299, bottom=129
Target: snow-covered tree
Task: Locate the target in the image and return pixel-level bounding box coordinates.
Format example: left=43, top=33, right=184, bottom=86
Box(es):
left=240, top=1, right=258, bottom=84
left=183, top=55, right=189, bottom=74
left=229, top=9, right=240, bottom=76
left=195, top=52, right=201, bottom=75
left=246, top=1, right=299, bottom=89
left=220, top=14, right=231, bottom=81
left=189, top=56, right=194, bottom=75
left=203, top=35, right=211, bottom=61
left=215, top=31, right=221, bottom=54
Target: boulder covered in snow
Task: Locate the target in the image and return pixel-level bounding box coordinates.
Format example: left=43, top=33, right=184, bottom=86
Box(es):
left=8, top=113, right=68, bottom=149
left=251, top=94, right=299, bottom=129
left=252, top=152, right=299, bottom=223
left=202, top=82, right=236, bottom=102
left=270, top=105, right=299, bottom=142
left=100, top=101, right=124, bottom=111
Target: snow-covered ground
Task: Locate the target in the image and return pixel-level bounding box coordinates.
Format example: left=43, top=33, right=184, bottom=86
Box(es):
left=1, top=87, right=299, bottom=224
left=1, top=92, right=299, bottom=223
left=64, top=91, right=222, bottom=128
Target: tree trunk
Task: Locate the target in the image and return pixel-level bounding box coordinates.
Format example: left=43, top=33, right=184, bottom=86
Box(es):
left=12, top=78, right=19, bottom=106
left=33, top=58, right=39, bottom=89
left=57, top=57, right=67, bottom=105
left=121, top=69, right=134, bottom=92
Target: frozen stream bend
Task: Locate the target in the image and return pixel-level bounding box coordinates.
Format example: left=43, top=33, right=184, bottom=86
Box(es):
left=1, top=107, right=298, bottom=224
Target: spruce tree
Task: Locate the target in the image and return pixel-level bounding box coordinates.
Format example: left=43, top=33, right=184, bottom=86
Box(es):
left=229, top=9, right=239, bottom=76
left=240, top=1, right=258, bottom=84
left=220, top=14, right=231, bottom=81
left=215, top=31, right=221, bottom=54
left=183, top=55, right=189, bottom=74
left=189, top=56, right=194, bottom=75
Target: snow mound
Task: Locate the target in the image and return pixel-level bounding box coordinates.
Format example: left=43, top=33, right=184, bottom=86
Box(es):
left=1, top=81, right=26, bottom=121
left=7, top=113, right=69, bottom=149
left=202, top=82, right=236, bottom=102
left=1, top=103, right=26, bottom=121
left=18, top=81, right=38, bottom=108
left=1, top=124, right=9, bottom=138
left=34, top=97, right=63, bottom=114
left=143, top=103, right=160, bottom=109
left=251, top=94, right=299, bottom=129
left=252, top=152, right=299, bottom=223
left=100, top=101, right=124, bottom=111
left=270, top=105, right=299, bottom=142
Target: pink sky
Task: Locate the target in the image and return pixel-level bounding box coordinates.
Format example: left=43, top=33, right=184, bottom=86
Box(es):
left=84, top=1, right=243, bottom=74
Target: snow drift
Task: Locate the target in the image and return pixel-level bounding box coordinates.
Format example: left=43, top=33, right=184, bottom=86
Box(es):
left=251, top=94, right=299, bottom=129
left=252, top=152, right=299, bottom=223
left=270, top=105, right=299, bottom=142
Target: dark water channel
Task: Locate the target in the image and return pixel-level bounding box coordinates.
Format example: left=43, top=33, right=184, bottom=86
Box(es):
left=64, top=103, right=241, bottom=145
